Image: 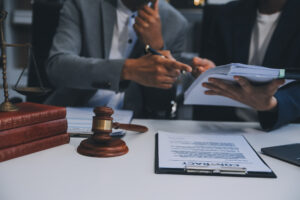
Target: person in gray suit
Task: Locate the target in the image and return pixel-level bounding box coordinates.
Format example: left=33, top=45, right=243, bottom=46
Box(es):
left=45, top=0, right=191, bottom=118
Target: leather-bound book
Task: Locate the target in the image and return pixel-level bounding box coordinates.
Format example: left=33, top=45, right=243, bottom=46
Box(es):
left=0, top=133, right=70, bottom=162
left=0, top=102, right=66, bottom=131
left=0, top=119, right=67, bottom=149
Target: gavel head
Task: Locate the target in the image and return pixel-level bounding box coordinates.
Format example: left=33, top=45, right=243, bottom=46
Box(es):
left=92, top=107, right=114, bottom=134
left=77, top=106, right=129, bottom=157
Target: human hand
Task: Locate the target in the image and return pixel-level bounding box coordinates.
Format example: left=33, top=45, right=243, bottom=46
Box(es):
left=202, top=76, right=285, bottom=111
left=134, top=0, right=164, bottom=50
left=122, top=50, right=192, bottom=89
left=191, top=57, right=215, bottom=78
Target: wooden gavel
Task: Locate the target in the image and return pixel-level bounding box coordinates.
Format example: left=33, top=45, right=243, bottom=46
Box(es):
left=77, top=107, right=148, bottom=158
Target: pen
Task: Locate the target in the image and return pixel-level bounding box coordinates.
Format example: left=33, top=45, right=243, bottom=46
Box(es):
left=145, top=44, right=165, bottom=57
left=144, top=44, right=186, bottom=74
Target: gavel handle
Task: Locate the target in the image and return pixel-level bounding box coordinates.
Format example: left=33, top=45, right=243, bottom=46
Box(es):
left=112, top=122, right=148, bottom=133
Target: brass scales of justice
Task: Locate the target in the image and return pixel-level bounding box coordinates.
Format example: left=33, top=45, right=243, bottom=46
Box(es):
left=0, top=10, right=51, bottom=112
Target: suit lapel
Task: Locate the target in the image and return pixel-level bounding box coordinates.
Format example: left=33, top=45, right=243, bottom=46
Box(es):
left=232, top=3, right=256, bottom=63
left=263, top=0, right=300, bottom=68
left=101, top=0, right=117, bottom=58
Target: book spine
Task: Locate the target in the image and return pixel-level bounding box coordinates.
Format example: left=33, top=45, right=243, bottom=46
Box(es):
left=0, top=107, right=66, bottom=131
left=0, top=119, right=68, bottom=149
left=0, top=133, right=70, bottom=162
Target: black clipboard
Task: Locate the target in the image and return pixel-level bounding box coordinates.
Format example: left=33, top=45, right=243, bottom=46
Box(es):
left=155, top=134, right=276, bottom=178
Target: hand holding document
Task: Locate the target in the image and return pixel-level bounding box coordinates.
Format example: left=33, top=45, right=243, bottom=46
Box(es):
left=184, top=63, right=299, bottom=108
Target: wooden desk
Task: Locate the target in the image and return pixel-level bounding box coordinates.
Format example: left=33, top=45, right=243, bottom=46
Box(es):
left=0, top=120, right=299, bottom=200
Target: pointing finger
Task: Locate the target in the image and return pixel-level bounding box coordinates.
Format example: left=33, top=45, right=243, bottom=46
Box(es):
left=157, top=83, right=173, bottom=89
left=158, top=57, right=192, bottom=72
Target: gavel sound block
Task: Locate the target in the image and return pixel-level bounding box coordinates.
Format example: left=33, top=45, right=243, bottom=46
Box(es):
left=77, top=107, right=148, bottom=157
left=77, top=107, right=129, bottom=157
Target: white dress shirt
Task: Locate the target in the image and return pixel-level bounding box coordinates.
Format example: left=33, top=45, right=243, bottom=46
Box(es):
left=88, top=0, right=137, bottom=109
left=248, top=11, right=281, bottom=65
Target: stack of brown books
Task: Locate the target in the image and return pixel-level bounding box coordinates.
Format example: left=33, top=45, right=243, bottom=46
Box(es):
left=0, top=102, right=69, bottom=162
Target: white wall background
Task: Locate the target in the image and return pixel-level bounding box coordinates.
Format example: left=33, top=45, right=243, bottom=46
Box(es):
left=0, top=0, right=238, bottom=104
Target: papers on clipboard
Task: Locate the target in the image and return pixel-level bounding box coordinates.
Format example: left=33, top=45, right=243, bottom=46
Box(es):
left=67, top=107, right=133, bottom=137
left=155, top=131, right=276, bottom=178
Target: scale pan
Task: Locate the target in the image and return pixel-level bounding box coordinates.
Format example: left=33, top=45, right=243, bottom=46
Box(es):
left=13, top=87, right=51, bottom=96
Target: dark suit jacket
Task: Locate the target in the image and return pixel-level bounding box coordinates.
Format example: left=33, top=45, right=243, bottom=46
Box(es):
left=45, top=0, right=187, bottom=118
left=195, top=0, right=300, bottom=130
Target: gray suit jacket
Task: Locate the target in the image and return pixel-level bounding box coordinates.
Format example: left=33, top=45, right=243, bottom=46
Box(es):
left=45, top=0, right=187, bottom=117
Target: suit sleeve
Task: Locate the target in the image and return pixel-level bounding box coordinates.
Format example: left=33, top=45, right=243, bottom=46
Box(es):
left=46, top=0, right=125, bottom=92
left=258, top=81, right=300, bottom=131
left=163, top=18, right=188, bottom=58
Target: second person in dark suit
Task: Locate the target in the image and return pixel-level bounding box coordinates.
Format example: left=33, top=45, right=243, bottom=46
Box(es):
left=192, top=0, right=300, bottom=130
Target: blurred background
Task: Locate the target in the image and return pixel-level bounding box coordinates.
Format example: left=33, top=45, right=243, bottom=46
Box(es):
left=0, top=0, right=236, bottom=105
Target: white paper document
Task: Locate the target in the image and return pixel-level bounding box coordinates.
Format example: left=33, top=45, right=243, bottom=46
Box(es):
left=67, top=107, right=133, bottom=136
left=184, top=63, right=290, bottom=108
left=158, top=131, right=271, bottom=173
